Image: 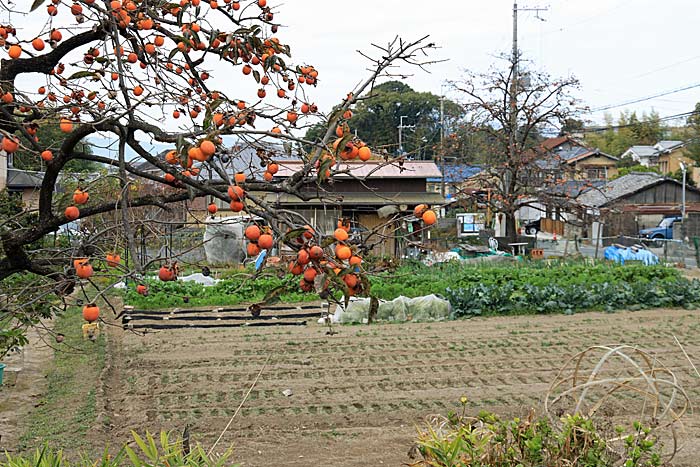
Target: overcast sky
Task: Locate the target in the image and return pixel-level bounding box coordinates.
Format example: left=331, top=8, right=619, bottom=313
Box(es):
left=278, top=0, right=700, bottom=127
left=5, top=0, right=700, bottom=150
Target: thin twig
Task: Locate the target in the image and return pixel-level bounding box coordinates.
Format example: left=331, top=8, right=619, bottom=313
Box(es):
left=673, top=335, right=700, bottom=378
left=207, top=353, right=271, bottom=456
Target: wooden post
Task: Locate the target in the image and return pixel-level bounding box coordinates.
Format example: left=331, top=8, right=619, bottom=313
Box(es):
left=368, top=296, right=378, bottom=325
left=486, top=189, right=492, bottom=226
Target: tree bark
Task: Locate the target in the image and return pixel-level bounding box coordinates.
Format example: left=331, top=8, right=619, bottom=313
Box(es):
left=118, top=134, right=140, bottom=274
left=504, top=210, right=518, bottom=244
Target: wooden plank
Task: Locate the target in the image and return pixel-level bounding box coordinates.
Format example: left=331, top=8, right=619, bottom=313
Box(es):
left=359, top=213, right=395, bottom=256
left=124, top=321, right=307, bottom=330
left=123, top=311, right=320, bottom=322
left=541, top=218, right=564, bottom=235
left=123, top=304, right=321, bottom=315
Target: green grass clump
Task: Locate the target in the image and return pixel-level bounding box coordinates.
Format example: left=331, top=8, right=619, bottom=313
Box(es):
left=124, top=272, right=315, bottom=310
left=416, top=399, right=663, bottom=467
left=17, top=309, right=105, bottom=454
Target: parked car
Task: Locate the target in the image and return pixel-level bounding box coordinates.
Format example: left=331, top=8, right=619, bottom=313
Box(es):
left=639, top=216, right=682, bottom=246
left=348, top=224, right=369, bottom=244
left=523, top=218, right=541, bottom=235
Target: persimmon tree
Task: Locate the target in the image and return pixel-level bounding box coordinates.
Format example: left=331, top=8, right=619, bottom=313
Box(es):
left=0, top=0, right=439, bottom=353
left=452, top=62, right=581, bottom=240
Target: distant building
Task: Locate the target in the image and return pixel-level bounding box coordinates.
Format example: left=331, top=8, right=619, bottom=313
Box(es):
left=426, top=163, right=481, bottom=198
left=265, top=159, right=444, bottom=256
left=620, top=145, right=660, bottom=167
left=655, top=141, right=694, bottom=177
left=530, top=136, right=618, bottom=183
left=134, top=147, right=444, bottom=257
left=0, top=151, right=43, bottom=209
left=621, top=141, right=698, bottom=183
left=574, top=172, right=700, bottom=239
left=509, top=136, right=617, bottom=235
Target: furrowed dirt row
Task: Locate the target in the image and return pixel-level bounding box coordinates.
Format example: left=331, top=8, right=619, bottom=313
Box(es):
left=101, top=309, right=700, bottom=467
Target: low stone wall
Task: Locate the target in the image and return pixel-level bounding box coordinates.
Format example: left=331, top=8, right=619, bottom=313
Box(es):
left=674, top=213, right=700, bottom=239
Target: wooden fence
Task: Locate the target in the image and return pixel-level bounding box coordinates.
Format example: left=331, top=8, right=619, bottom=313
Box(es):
left=540, top=218, right=565, bottom=235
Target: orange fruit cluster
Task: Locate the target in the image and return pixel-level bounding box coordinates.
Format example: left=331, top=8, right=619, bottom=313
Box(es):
left=286, top=220, right=364, bottom=296
left=244, top=224, right=274, bottom=256
left=2, top=0, right=326, bottom=174
left=0, top=0, right=443, bottom=305
left=414, top=204, right=437, bottom=225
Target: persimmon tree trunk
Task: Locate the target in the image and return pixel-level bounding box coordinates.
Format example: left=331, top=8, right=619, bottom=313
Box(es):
left=504, top=211, right=517, bottom=243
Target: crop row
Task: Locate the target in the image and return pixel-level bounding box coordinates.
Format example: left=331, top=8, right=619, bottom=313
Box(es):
left=447, top=278, right=700, bottom=317
left=124, top=261, right=685, bottom=314
left=126, top=371, right=553, bottom=400
left=137, top=328, right=678, bottom=363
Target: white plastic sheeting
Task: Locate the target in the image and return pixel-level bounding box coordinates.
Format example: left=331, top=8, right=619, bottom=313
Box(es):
left=178, top=272, right=221, bottom=286
left=115, top=272, right=221, bottom=288
left=203, top=216, right=250, bottom=265
left=326, top=294, right=452, bottom=324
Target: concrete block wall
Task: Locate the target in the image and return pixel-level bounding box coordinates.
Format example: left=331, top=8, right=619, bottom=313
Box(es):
left=675, top=213, right=700, bottom=239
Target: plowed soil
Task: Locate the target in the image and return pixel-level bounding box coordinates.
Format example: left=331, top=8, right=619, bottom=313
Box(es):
left=102, top=308, right=700, bottom=466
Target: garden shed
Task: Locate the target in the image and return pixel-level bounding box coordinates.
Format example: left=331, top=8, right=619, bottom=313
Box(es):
left=574, top=172, right=700, bottom=239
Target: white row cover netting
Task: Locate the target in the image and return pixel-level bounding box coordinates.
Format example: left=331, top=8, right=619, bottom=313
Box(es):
left=326, top=294, right=452, bottom=324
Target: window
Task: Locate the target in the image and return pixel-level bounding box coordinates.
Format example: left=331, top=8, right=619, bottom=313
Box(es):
left=457, top=213, right=486, bottom=236
left=658, top=217, right=677, bottom=228
left=586, top=167, right=607, bottom=180
left=659, top=161, right=669, bottom=173
left=294, top=208, right=340, bottom=235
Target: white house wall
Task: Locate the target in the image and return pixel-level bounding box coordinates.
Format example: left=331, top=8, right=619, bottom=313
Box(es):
left=0, top=150, right=7, bottom=190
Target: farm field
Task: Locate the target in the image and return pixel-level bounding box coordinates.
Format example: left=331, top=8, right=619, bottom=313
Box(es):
left=98, top=307, right=700, bottom=467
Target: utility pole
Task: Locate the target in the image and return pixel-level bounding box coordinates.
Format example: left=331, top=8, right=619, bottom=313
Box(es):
left=509, top=2, right=548, bottom=158
left=681, top=161, right=687, bottom=218
left=397, top=115, right=415, bottom=156
left=507, top=2, right=547, bottom=236
left=440, top=95, right=446, bottom=198
left=509, top=2, right=519, bottom=159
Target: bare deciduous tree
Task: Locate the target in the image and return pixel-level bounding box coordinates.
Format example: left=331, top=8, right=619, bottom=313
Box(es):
left=452, top=60, right=582, bottom=240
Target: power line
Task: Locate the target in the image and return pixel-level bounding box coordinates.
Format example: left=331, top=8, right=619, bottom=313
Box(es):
left=540, top=0, right=635, bottom=37
left=579, top=110, right=699, bottom=134
left=588, top=83, right=700, bottom=113
left=628, top=55, right=700, bottom=80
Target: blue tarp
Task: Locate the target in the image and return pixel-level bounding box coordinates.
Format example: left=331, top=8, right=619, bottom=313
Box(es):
left=604, top=245, right=659, bottom=266
left=255, top=250, right=267, bottom=271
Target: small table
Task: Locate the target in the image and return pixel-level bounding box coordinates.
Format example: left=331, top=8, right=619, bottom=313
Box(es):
left=508, top=242, right=529, bottom=256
